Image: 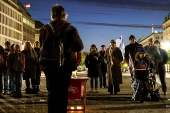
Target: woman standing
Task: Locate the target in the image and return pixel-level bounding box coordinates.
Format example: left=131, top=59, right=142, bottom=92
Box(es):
left=8, top=44, right=25, bottom=97
left=85, top=44, right=102, bottom=92
left=22, top=41, right=38, bottom=94
left=105, top=40, right=123, bottom=94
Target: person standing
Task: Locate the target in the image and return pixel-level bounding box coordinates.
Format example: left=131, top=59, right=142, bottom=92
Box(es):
left=85, top=44, right=102, bottom=92
left=99, top=45, right=107, bottom=88
left=124, top=35, right=143, bottom=78
left=0, top=45, right=5, bottom=97
left=34, top=41, right=41, bottom=91
left=3, top=41, right=11, bottom=94
left=146, top=38, right=162, bottom=74
left=154, top=40, right=168, bottom=95
left=39, top=4, right=84, bottom=113
left=8, top=44, right=25, bottom=98
left=105, top=40, right=123, bottom=94
left=22, top=41, right=38, bottom=94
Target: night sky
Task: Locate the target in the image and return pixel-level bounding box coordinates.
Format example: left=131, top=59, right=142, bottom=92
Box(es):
left=20, top=0, right=170, bottom=52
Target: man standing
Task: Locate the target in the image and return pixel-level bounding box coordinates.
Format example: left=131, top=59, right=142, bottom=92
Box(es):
left=124, top=35, right=143, bottom=78
left=99, top=45, right=107, bottom=88
left=0, top=45, right=5, bottom=96
left=3, top=41, right=11, bottom=94
left=154, top=40, right=168, bottom=95
left=34, top=41, right=41, bottom=92
left=39, top=4, right=84, bottom=113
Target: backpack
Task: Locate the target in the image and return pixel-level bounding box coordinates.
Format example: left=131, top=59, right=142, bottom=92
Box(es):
left=39, top=23, right=70, bottom=67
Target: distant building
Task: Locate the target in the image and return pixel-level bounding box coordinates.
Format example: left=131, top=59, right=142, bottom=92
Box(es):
left=163, top=13, right=170, bottom=42
left=137, top=32, right=163, bottom=47
left=0, top=0, right=35, bottom=47
left=35, top=20, right=44, bottom=42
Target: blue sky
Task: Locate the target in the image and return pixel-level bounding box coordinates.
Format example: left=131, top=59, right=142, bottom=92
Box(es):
left=20, top=0, right=170, bottom=52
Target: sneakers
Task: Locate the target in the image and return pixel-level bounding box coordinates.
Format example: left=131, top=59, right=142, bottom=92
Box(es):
left=89, top=88, right=93, bottom=92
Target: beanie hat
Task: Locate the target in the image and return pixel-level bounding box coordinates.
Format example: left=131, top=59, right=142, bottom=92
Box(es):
left=138, top=48, right=146, bottom=53
left=154, top=40, right=160, bottom=44
left=101, top=45, right=105, bottom=47
left=129, top=35, right=136, bottom=40
left=110, top=39, right=116, bottom=43
left=4, top=41, right=10, bottom=45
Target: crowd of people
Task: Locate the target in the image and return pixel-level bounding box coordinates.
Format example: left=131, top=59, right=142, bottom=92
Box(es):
left=0, top=41, right=41, bottom=98
left=85, top=35, right=168, bottom=96
left=0, top=3, right=168, bottom=113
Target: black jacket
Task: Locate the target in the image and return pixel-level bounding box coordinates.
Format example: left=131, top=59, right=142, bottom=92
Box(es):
left=124, top=42, right=143, bottom=65
left=158, top=48, right=168, bottom=66
left=0, top=45, right=5, bottom=68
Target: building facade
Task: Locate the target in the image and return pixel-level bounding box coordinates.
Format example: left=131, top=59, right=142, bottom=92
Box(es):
left=163, top=13, right=170, bottom=42
left=0, top=0, right=35, bottom=48
left=137, top=32, right=163, bottom=47
left=35, top=20, right=44, bottom=42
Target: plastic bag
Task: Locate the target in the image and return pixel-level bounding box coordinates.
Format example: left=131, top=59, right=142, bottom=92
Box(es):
left=145, top=73, right=162, bottom=91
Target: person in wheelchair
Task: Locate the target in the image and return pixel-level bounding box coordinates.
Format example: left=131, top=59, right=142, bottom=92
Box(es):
left=132, top=48, right=153, bottom=102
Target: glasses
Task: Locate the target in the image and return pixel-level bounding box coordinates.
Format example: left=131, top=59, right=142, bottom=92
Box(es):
left=130, top=38, right=135, bottom=40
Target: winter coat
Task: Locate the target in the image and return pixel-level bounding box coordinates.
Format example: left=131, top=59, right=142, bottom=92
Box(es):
left=158, top=48, right=168, bottom=66
left=85, top=51, right=102, bottom=77
left=124, top=42, right=143, bottom=66
left=8, top=53, right=25, bottom=73
left=22, top=50, right=38, bottom=80
left=99, top=50, right=107, bottom=74
left=105, top=47, right=123, bottom=85
left=0, top=45, right=5, bottom=68
left=146, top=45, right=162, bottom=63
left=39, top=19, right=84, bottom=71
left=134, top=53, right=151, bottom=68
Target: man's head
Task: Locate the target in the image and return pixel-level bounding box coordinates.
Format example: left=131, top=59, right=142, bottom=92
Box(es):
left=34, top=41, right=40, bottom=48
left=4, top=41, right=11, bottom=49
left=90, top=44, right=97, bottom=51
left=110, top=40, right=116, bottom=48
left=50, top=4, right=68, bottom=20
left=101, top=45, right=106, bottom=51
left=148, top=38, right=154, bottom=47
left=129, top=35, right=136, bottom=44
left=154, top=40, right=160, bottom=48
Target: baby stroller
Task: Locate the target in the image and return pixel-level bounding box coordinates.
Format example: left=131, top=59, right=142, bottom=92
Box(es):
left=131, top=59, right=162, bottom=103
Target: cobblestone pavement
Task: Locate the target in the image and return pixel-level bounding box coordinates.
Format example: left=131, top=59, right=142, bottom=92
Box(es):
left=0, top=71, right=170, bottom=113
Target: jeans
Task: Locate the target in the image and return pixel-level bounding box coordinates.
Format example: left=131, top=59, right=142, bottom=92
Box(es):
left=44, top=66, right=72, bottom=113
left=11, top=72, right=23, bottom=94
left=3, top=73, right=10, bottom=92
left=90, top=77, right=98, bottom=89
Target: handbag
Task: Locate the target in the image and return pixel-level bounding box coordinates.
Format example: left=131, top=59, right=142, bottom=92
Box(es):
left=145, top=73, right=162, bottom=91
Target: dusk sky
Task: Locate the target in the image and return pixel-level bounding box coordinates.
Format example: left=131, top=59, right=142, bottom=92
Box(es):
left=20, top=0, right=170, bottom=52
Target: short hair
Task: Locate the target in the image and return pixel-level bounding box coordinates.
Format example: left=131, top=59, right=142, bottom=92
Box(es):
left=148, top=38, right=154, bottom=43
left=34, top=41, right=39, bottom=43
left=50, top=4, right=66, bottom=19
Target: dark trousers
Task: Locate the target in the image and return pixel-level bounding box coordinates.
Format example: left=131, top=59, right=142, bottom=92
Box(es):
left=44, top=66, right=72, bottom=113
left=35, top=68, right=41, bottom=86
left=0, top=68, right=3, bottom=93
left=100, top=72, right=107, bottom=88
left=158, top=65, right=167, bottom=92
left=108, top=84, right=120, bottom=93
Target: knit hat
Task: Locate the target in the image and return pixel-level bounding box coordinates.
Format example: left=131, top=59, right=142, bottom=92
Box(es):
left=129, top=35, right=136, bottom=40
left=138, top=48, right=146, bottom=53
left=4, top=41, right=10, bottom=45
left=110, top=40, right=116, bottom=43
left=154, top=40, right=160, bottom=44
left=101, top=45, right=105, bottom=47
